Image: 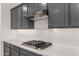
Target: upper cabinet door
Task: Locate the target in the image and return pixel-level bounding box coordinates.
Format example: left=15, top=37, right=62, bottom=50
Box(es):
left=11, top=6, right=22, bottom=29
left=48, top=3, right=68, bottom=28
left=11, top=8, right=17, bottom=29
left=21, top=4, right=34, bottom=29
left=70, top=3, right=79, bottom=26
left=21, top=4, right=29, bottom=29
left=17, top=6, right=22, bottom=29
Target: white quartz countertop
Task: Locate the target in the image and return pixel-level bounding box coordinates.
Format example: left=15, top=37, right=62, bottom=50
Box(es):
left=3, top=39, right=79, bottom=56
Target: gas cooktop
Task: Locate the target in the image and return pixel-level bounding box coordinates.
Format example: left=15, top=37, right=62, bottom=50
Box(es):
left=21, top=40, right=52, bottom=50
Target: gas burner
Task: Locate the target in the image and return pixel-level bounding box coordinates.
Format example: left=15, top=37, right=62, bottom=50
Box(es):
left=21, top=40, right=52, bottom=50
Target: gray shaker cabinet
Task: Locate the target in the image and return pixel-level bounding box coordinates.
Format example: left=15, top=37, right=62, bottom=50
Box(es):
left=20, top=48, right=41, bottom=56
left=21, top=4, right=29, bottom=29
left=11, top=4, right=34, bottom=29
left=70, top=3, right=79, bottom=27
left=21, top=4, right=34, bottom=29
left=4, top=42, right=10, bottom=56
left=4, top=45, right=10, bottom=56
left=11, top=5, right=22, bottom=29
left=11, top=3, right=79, bottom=29
left=11, top=8, right=18, bottom=29
left=16, top=6, right=22, bottom=29
left=48, top=3, right=69, bottom=28
left=10, top=49, right=19, bottom=56
left=4, top=42, right=41, bottom=56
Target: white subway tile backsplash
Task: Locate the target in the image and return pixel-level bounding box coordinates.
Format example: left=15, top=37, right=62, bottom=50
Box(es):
left=13, top=28, right=79, bottom=48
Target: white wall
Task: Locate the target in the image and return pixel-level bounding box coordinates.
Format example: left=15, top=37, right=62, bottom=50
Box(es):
left=0, top=3, right=1, bottom=37
left=1, top=3, right=79, bottom=56
left=1, top=3, right=21, bottom=40
left=15, top=29, right=79, bottom=47
left=1, top=3, right=20, bottom=56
